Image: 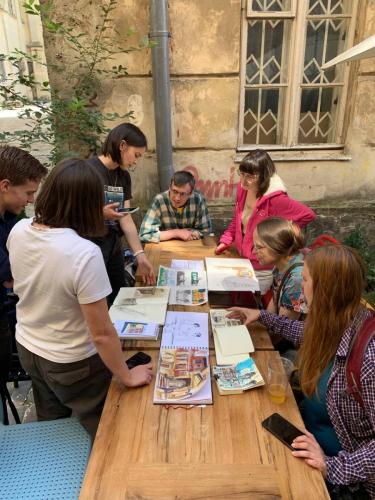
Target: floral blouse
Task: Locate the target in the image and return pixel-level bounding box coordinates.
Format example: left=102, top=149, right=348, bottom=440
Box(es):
left=272, top=252, right=308, bottom=314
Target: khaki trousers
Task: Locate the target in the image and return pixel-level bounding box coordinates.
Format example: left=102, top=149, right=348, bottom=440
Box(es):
left=17, top=342, right=112, bottom=438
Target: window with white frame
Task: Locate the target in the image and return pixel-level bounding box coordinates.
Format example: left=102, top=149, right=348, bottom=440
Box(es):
left=239, top=0, right=358, bottom=149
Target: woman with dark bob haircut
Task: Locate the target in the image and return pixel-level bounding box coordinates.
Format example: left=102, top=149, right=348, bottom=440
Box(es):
left=87, top=122, right=155, bottom=305
left=7, top=158, right=152, bottom=438
left=216, top=149, right=315, bottom=293
left=228, top=245, right=375, bottom=498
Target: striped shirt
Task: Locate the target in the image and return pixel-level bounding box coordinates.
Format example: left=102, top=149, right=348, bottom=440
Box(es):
left=139, top=190, right=212, bottom=243
left=259, top=309, right=375, bottom=496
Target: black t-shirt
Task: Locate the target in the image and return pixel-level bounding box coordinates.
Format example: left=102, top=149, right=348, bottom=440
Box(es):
left=87, top=156, right=132, bottom=230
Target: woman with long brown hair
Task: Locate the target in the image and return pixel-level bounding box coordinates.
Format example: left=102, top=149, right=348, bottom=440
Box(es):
left=228, top=245, right=375, bottom=498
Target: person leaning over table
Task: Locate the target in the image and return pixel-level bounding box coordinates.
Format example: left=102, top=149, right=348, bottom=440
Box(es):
left=0, top=146, right=47, bottom=393
left=7, top=159, right=153, bottom=439
left=86, top=122, right=155, bottom=305
left=228, top=245, right=375, bottom=499
left=215, top=149, right=316, bottom=294
left=253, top=216, right=307, bottom=354
left=139, top=170, right=212, bottom=243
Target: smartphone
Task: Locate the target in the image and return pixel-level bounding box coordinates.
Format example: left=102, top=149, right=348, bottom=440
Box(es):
left=117, top=206, right=139, bottom=214
left=262, top=413, right=303, bottom=450
left=125, top=351, right=151, bottom=370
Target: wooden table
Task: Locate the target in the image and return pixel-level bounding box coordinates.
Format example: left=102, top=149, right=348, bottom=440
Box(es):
left=81, top=241, right=329, bottom=498
left=80, top=350, right=329, bottom=499
left=124, top=240, right=273, bottom=351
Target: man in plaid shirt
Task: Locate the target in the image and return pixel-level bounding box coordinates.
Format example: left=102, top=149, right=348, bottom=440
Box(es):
left=139, top=171, right=212, bottom=243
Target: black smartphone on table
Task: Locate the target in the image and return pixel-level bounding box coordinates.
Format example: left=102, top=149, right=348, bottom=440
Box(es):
left=117, top=206, right=139, bottom=214
left=125, top=351, right=151, bottom=370
left=262, top=413, right=303, bottom=450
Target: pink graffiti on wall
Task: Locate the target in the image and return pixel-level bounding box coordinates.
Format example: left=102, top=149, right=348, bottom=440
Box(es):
left=183, top=165, right=237, bottom=200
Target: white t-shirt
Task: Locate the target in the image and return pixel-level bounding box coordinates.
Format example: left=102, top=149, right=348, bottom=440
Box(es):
left=7, top=218, right=112, bottom=363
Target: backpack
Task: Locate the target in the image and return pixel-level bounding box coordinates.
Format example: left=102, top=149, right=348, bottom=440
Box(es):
left=345, top=315, right=375, bottom=408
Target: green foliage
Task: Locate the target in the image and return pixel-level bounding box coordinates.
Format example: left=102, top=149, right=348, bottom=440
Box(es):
left=343, top=225, right=375, bottom=302
left=0, top=0, right=154, bottom=165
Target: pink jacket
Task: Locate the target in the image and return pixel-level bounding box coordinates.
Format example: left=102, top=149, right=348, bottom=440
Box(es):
left=219, top=175, right=316, bottom=270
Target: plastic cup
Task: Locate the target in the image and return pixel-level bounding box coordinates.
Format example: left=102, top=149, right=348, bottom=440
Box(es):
left=280, top=357, right=295, bottom=379
left=266, top=357, right=293, bottom=404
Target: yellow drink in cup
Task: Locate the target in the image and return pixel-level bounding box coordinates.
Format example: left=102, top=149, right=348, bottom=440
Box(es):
left=267, top=357, right=293, bottom=404
left=268, top=383, right=287, bottom=404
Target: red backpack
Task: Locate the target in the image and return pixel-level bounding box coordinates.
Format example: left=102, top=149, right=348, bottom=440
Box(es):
left=345, top=315, right=375, bottom=408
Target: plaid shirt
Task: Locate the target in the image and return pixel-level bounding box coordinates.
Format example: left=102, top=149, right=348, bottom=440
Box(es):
left=259, top=309, right=375, bottom=496
left=139, top=190, right=212, bottom=243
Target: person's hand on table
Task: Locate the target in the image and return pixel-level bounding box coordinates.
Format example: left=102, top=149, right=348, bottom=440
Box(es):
left=191, top=230, right=201, bottom=240
left=215, top=243, right=229, bottom=255
left=174, top=228, right=195, bottom=241
left=136, top=253, right=156, bottom=285
left=125, top=362, right=153, bottom=387
left=103, top=202, right=124, bottom=221
left=291, top=430, right=327, bottom=476
left=227, top=307, right=260, bottom=326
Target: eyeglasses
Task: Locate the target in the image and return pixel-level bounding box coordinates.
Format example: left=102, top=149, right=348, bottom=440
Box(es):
left=253, top=243, right=267, bottom=252
left=170, top=188, right=192, bottom=198
left=238, top=170, right=258, bottom=182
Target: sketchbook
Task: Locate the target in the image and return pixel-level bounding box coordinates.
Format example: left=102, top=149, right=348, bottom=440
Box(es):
left=109, top=286, right=170, bottom=325
left=210, top=309, right=254, bottom=365
left=157, top=265, right=208, bottom=306
left=212, top=358, right=265, bottom=395
left=153, top=311, right=212, bottom=405
left=112, top=320, right=160, bottom=340
left=215, top=325, right=254, bottom=356
left=205, top=257, right=260, bottom=292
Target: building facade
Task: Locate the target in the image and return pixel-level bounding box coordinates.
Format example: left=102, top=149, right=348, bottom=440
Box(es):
left=41, top=1, right=375, bottom=237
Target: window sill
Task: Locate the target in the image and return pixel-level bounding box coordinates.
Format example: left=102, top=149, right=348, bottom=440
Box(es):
left=235, top=149, right=352, bottom=162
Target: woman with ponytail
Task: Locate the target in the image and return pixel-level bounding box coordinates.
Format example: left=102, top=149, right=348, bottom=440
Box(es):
left=228, top=245, right=375, bottom=498
left=254, top=216, right=307, bottom=320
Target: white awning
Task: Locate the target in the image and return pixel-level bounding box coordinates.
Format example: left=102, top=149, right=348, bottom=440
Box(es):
left=322, top=34, right=375, bottom=69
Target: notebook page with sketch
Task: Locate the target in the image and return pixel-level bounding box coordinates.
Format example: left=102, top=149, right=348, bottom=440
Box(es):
left=109, top=286, right=170, bottom=325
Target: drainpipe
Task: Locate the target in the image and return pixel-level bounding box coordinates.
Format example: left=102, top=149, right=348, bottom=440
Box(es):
left=149, top=0, right=174, bottom=191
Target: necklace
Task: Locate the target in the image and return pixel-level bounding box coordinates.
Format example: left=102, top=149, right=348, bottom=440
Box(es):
left=106, top=167, right=118, bottom=188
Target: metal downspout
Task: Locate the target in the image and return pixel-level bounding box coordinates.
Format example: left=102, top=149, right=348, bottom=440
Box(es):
left=149, top=0, right=174, bottom=191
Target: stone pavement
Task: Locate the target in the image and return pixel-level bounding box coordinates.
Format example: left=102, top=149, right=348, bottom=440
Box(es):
left=6, top=380, right=37, bottom=425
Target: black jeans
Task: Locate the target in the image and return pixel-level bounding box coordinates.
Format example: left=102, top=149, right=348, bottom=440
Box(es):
left=92, top=229, right=126, bottom=306
left=0, top=309, right=11, bottom=384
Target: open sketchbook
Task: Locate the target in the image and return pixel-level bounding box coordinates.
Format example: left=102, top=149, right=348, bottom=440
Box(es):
left=210, top=309, right=254, bottom=365
left=109, top=286, right=170, bottom=325
left=153, top=311, right=212, bottom=405
left=205, top=258, right=260, bottom=292
left=157, top=265, right=208, bottom=306
left=212, top=358, right=265, bottom=395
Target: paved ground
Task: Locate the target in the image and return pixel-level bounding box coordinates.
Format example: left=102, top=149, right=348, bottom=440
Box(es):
left=6, top=380, right=37, bottom=425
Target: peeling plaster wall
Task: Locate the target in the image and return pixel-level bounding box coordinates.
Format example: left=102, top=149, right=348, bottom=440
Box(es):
left=43, top=0, right=375, bottom=217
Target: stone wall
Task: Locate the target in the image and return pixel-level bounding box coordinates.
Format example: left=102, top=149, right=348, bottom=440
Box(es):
left=41, top=0, right=375, bottom=211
